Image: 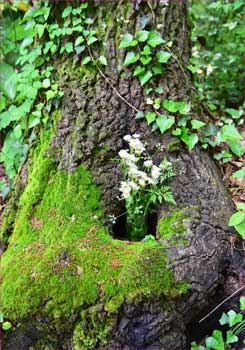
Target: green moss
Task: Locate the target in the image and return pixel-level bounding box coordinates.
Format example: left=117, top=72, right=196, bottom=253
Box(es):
left=0, top=127, right=189, bottom=348
left=157, top=209, right=189, bottom=244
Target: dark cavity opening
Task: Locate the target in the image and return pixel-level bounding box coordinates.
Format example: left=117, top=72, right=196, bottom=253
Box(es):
left=112, top=208, right=158, bottom=242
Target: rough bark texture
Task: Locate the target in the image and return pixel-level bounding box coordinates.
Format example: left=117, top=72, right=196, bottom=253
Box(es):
left=1, top=1, right=243, bottom=350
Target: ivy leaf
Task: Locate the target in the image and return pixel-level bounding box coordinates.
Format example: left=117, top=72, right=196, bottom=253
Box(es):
left=139, top=70, right=152, bottom=86
left=145, top=111, right=156, bottom=125
left=29, top=116, right=40, bottom=129
left=178, top=101, right=191, bottom=114
left=119, top=33, right=137, bottom=48
left=228, top=140, right=244, bottom=157
left=65, top=42, right=73, bottom=53
left=133, top=66, right=145, bottom=76
left=135, top=111, right=144, bottom=119
left=156, top=115, right=175, bottom=134
left=14, top=124, right=22, bottom=139
left=226, top=330, right=238, bottom=345
left=87, top=36, right=98, bottom=45
left=140, top=55, right=152, bottom=65
left=142, top=45, right=151, bottom=55
left=147, top=31, right=165, bottom=47
left=225, top=108, right=243, bottom=119
left=152, top=63, right=163, bottom=75
left=75, top=36, right=84, bottom=47
left=227, top=310, right=243, bottom=327
left=172, top=128, right=181, bottom=136
left=0, top=62, right=18, bottom=100
left=205, top=330, right=225, bottom=350
left=0, top=96, right=6, bottom=112
left=219, top=312, right=229, bottom=325
left=180, top=128, right=198, bottom=151
left=163, top=99, right=179, bottom=113
left=2, top=321, right=12, bottom=331
left=232, top=168, right=245, bottom=178
left=62, top=6, right=72, bottom=18
left=235, top=221, right=245, bottom=239
left=123, top=52, right=139, bottom=66
left=240, top=296, right=245, bottom=311
left=221, top=125, right=242, bottom=141
left=136, top=30, right=149, bottom=42
left=82, top=56, right=92, bottom=65
left=98, top=55, right=107, bottom=66
left=191, top=120, right=206, bottom=129
left=236, top=202, right=245, bottom=210
left=156, top=50, right=172, bottom=63
left=42, top=78, right=50, bottom=88
left=228, top=211, right=244, bottom=226
left=75, top=45, right=85, bottom=55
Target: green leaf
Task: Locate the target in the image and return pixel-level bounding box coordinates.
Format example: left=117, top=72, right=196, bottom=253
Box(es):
left=225, top=108, right=243, bottom=119
left=235, top=221, right=245, bottom=239
left=21, top=37, right=33, bottom=48
left=232, top=168, right=244, bottom=178
left=191, top=120, right=206, bottom=129
left=98, top=55, right=107, bottom=66
left=42, top=78, right=50, bottom=88
left=228, top=211, right=244, bottom=226
left=155, top=86, right=164, bottom=94
left=147, top=31, right=165, bottom=47
left=145, top=112, right=156, bottom=125
left=29, top=116, right=40, bottom=129
left=0, top=62, right=18, bottom=100
left=221, top=125, right=242, bottom=141
left=228, top=140, right=244, bottom=157
left=227, top=310, right=243, bottom=327
left=163, top=99, right=179, bottom=113
left=123, top=51, right=139, bottom=66
left=136, top=30, right=149, bottom=42
left=139, top=70, right=152, bottom=86
left=152, top=63, right=163, bottom=75
left=153, top=98, right=161, bottom=110
left=119, top=33, right=137, bottom=48
left=180, top=128, right=198, bottom=151
left=62, top=6, right=72, bottom=18
left=178, top=102, right=191, bottom=115
left=226, top=330, right=238, bottom=345
left=142, top=45, right=151, bottom=55
left=236, top=202, right=245, bottom=210
left=87, top=36, right=98, bottom=45
left=135, top=111, right=144, bottom=119
left=0, top=96, right=6, bottom=112
left=172, top=128, right=181, bottom=136
left=240, top=296, right=245, bottom=311
left=219, top=312, right=229, bottom=325
left=156, top=50, right=172, bottom=63
left=2, top=321, right=12, bottom=331
left=82, top=56, right=92, bottom=65
left=140, top=55, right=152, bottom=65
left=206, top=330, right=225, bottom=350
left=156, top=115, right=175, bottom=134
left=65, top=42, right=73, bottom=53
left=133, top=66, right=145, bottom=77
left=75, top=36, right=84, bottom=47
left=75, top=45, right=85, bottom=55
left=14, top=124, right=22, bottom=139
left=163, top=192, right=176, bottom=205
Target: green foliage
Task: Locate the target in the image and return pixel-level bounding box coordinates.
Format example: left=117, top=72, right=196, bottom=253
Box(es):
left=189, top=0, right=244, bottom=109
left=0, top=1, right=101, bottom=194
left=191, top=296, right=245, bottom=350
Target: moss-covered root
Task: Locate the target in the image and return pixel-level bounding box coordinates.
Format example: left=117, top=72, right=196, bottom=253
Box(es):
left=0, top=129, right=189, bottom=348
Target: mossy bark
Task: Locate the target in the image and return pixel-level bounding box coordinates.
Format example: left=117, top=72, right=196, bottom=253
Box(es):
left=0, top=1, right=243, bottom=350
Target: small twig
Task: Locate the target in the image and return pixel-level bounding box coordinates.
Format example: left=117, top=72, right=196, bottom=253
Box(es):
left=199, top=286, right=244, bottom=324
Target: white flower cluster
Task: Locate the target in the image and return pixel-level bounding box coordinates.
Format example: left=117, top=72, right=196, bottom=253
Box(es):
left=118, top=134, right=167, bottom=199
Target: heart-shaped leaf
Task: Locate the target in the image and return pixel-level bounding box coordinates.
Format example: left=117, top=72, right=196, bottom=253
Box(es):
left=156, top=115, right=175, bottom=134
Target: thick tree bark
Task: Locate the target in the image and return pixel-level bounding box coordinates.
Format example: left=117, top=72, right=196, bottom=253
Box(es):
left=1, top=1, right=243, bottom=350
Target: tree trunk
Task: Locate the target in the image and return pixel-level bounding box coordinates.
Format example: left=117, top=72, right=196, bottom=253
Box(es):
left=1, top=1, right=243, bottom=350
